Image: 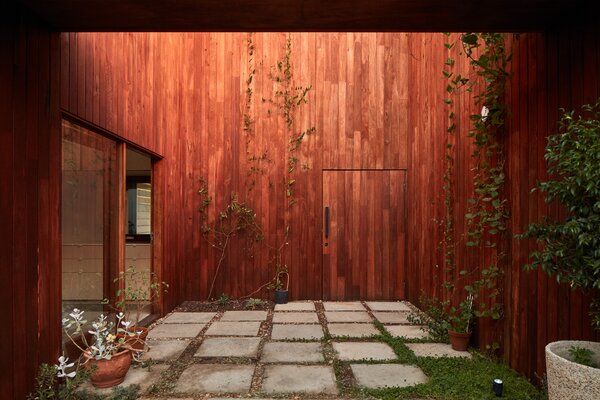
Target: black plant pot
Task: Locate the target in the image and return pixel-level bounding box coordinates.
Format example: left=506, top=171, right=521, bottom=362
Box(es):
left=275, top=290, right=288, bottom=304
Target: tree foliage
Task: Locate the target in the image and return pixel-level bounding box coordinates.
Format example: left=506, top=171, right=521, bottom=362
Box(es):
left=519, top=99, right=600, bottom=328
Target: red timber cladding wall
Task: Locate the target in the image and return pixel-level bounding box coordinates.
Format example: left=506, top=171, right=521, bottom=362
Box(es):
left=0, top=4, right=61, bottom=399
left=61, top=31, right=600, bottom=381
left=407, top=31, right=600, bottom=381
left=60, top=33, right=410, bottom=310
left=504, top=30, right=600, bottom=381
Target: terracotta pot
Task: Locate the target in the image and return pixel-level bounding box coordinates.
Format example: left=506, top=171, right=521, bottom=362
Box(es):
left=448, top=329, right=471, bottom=351
left=118, top=326, right=149, bottom=351
left=546, top=340, right=600, bottom=400
left=85, top=349, right=132, bottom=388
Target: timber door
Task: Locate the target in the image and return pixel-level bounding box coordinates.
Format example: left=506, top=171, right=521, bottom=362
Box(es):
left=322, top=170, right=407, bottom=300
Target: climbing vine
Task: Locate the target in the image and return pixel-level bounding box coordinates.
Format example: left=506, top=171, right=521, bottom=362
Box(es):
left=268, top=34, right=315, bottom=205
left=198, top=178, right=264, bottom=300
left=199, top=33, right=315, bottom=300
left=443, top=33, right=511, bottom=321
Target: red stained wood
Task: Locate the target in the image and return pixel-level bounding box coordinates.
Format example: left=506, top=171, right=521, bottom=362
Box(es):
left=0, top=4, right=62, bottom=398
left=323, top=170, right=406, bottom=300
left=4, top=27, right=600, bottom=399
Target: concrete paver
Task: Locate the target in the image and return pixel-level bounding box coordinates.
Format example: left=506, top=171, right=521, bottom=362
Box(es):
left=205, top=321, right=261, bottom=336
left=366, top=301, right=412, bottom=312
left=373, top=311, right=410, bottom=324
left=350, top=363, right=428, bottom=388
left=147, top=323, right=205, bottom=339
left=327, top=323, right=379, bottom=338
left=324, top=311, right=371, bottom=323
left=332, top=341, right=397, bottom=361
left=261, top=342, right=324, bottom=363
left=385, top=325, right=429, bottom=339
left=162, top=312, right=216, bottom=324
left=406, top=343, right=472, bottom=358
left=262, top=365, right=337, bottom=394
left=196, top=337, right=261, bottom=358
left=274, top=302, right=315, bottom=311
left=272, top=312, right=319, bottom=324
left=142, top=339, right=190, bottom=361
left=175, top=364, right=254, bottom=393
left=221, top=310, right=267, bottom=321
left=323, top=301, right=366, bottom=311
left=271, top=324, right=323, bottom=340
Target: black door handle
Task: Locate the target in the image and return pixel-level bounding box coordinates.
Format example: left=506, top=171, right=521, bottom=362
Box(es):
left=325, top=206, right=329, bottom=239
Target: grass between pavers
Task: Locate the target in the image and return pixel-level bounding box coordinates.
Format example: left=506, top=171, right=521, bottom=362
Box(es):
left=330, top=321, right=545, bottom=400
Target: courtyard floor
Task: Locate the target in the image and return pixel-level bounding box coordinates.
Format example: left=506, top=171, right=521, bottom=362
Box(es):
left=80, top=301, right=543, bottom=399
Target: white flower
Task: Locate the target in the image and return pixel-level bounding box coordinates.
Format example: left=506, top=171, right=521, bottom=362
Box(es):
left=481, top=106, right=490, bottom=122
left=121, top=320, right=132, bottom=330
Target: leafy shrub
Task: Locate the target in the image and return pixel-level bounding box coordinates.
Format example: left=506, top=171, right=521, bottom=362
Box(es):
left=217, top=293, right=230, bottom=305
left=519, top=99, right=600, bottom=329
left=245, top=298, right=263, bottom=309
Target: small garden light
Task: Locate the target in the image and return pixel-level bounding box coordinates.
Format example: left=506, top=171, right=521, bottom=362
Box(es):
left=492, top=378, right=503, bottom=396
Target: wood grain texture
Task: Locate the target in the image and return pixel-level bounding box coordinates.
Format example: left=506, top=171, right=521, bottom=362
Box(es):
left=60, top=33, right=411, bottom=309
left=406, top=31, right=600, bottom=382
left=323, top=170, right=406, bottom=300
left=0, top=4, right=62, bottom=398
left=3, top=29, right=597, bottom=399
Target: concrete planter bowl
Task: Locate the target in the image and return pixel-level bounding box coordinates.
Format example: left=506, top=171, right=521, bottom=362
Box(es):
left=545, top=340, right=600, bottom=400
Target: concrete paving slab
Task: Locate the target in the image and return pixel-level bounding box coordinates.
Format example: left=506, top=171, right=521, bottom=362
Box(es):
left=385, top=325, right=429, bottom=339
left=271, top=324, right=324, bottom=340
left=373, top=311, right=410, bottom=324
left=142, top=339, right=190, bottom=361
left=328, top=323, right=379, bottom=338
left=366, top=301, right=412, bottom=312
left=261, top=342, right=324, bottom=363
left=332, top=342, right=397, bottom=361
left=351, top=363, right=428, bottom=388
left=272, top=312, right=319, bottom=324
left=406, top=343, right=472, bottom=358
left=79, top=364, right=168, bottom=395
left=274, top=301, right=315, bottom=311
left=324, top=311, right=371, bottom=323
left=323, top=301, right=366, bottom=311
left=221, top=310, right=268, bottom=321
left=162, top=312, right=216, bottom=324
left=205, top=321, right=261, bottom=336
left=175, top=364, right=254, bottom=393
left=195, top=337, right=261, bottom=358
left=147, top=323, right=205, bottom=339
left=262, top=365, right=337, bottom=394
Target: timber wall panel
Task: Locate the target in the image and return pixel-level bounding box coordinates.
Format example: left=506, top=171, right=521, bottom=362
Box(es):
left=504, top=30, right=600, bottom=381
left=0, top=4, right=62, bottom=398
left=61, top=33, right=411, bottom=309
left=405, top=30, right=600, bottom=382
left=61, top=31, right=600, bottom=383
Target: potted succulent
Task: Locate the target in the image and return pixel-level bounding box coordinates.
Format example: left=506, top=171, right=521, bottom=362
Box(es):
left=447, top=294, right=474, bottom=351
left=519, top=101, right=600, bottom=399
left=104, top=266, right=168, bottom=350
left=62, top=309, right=143, bottom=388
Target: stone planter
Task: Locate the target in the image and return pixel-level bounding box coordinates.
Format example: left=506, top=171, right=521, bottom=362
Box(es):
left=545, top=340, right=600, bottom=400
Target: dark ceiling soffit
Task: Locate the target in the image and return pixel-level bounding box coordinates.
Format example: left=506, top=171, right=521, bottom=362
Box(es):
left=18, top=0, right=591, bottom=32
